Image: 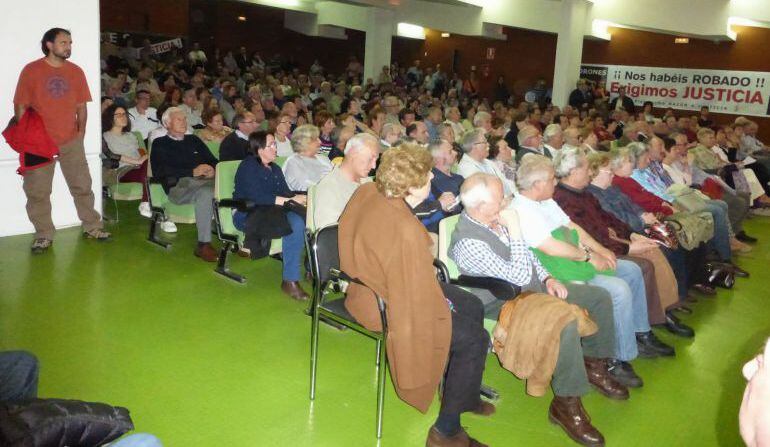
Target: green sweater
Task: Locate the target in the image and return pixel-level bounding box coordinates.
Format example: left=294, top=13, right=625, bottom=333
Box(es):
left=531, top=227, right=614, bottom=282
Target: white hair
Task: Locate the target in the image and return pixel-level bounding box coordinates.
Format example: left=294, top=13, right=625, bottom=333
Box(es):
left=290, top=124, right=320, bottom=153
left=444, top=106, right=459, bottom=120
left=460, top=173, right=497, bottom=209
left=517, top=125, right=539, bottom=146
left=553, top=146, right=586, bottom=178
left=460, top=128, right=485, bottom=154
left=473, top=111, right=491, bottom=127
left=161, top=106, right=185, bottom=128
left=428, top=139, right=451, bottom=158
left=344, top=132, right=378, bottom=156
left=516, top=154, right=554, bottom=191
left=543, top=123, right=563, bottom=143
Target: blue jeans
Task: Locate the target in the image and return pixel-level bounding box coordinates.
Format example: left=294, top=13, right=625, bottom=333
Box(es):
left=282, top=211, right=306, bottom=281
left=109, top=434, right=163, bottom=447
left=0, top=351, right=38, bottom=402
left=587, top=259, right=649, bottom=361
left=704, top=200, right=732, bottom=261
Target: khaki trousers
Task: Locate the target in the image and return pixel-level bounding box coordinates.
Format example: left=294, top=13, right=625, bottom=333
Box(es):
left=22, top=138, right=102, bottom=240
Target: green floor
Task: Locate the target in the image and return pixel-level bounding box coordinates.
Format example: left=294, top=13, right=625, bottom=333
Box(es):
left=1, top=200, right=768, bottom=446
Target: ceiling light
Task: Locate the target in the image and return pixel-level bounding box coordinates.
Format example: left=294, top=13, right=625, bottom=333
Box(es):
left=674, top=37, right=689, bottom=44
left=441, top=32, right=450, bottom=38
left=237, top=16, right=247, bottom=21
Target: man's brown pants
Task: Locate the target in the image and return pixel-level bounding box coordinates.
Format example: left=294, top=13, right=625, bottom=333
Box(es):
left=22, top=138, right=102, bottom=240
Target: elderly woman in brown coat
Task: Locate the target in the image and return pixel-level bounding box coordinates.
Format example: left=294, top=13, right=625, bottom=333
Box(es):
left=339, top=144, right=491, bottom=447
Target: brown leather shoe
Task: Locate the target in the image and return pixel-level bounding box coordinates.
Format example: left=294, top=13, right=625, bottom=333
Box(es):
left=425, top=426, right=488, bottom=447
left=549, top=396, right=605, bottom=447
left=281, top=280, right=309, bottom=301
left=194, top=243, right=219, bottom=262
left=471, top=400, right=496, bottom=416
left=583, top=357, right=629, bottom=400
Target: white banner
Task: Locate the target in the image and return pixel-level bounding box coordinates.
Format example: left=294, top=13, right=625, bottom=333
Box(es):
left=580, top=64, right=770, bottom=117
left=149, top=38, right=183, bottom=56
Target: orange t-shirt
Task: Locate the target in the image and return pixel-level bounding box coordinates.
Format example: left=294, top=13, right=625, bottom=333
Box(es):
left=13, top=58, right=92, bottom=145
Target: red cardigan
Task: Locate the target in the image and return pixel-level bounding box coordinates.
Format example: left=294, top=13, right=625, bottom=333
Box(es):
left=612, top=176, right=673, bottom=216
left=553, top=183, right=632, bottom=255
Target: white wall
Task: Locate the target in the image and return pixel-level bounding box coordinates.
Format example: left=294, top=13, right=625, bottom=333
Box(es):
left=0, top=0, right=102, bottom=237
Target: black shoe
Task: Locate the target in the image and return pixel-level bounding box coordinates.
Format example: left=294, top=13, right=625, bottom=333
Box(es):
left=671, top=305, right=693, bottom=315
left=661, top=311, right=695, bottom=338
left=607, top=359, right=643, bottom=388
left=637, top=331, right=675, bottom=357
left=729, top=263, right=750, bottom=278
left=736, top=231, right=758, bottom=243
left=691, top=283, right=716, bottom=296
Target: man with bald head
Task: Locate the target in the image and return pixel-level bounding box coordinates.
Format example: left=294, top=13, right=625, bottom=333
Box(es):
left=311, top=133, right=379, bottom=229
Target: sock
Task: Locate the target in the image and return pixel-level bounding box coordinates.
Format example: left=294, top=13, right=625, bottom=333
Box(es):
left=434, top=411, right=460, bottom=437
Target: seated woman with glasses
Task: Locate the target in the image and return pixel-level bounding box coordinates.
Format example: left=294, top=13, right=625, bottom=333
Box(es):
left=102, top=104, right=150, bottom=218
left=233, top=131, right=308, bottom=300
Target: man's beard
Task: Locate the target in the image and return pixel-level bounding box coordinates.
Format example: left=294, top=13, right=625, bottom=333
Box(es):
left=52, top=49, right=71, bottom=59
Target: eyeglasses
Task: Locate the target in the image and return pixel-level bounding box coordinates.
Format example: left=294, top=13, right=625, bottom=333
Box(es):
left=474, top=141, right=489, bottom=146
left=266, top=142, right=277, bottom=149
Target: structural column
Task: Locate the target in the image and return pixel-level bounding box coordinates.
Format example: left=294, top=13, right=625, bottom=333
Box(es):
left=551, top=0, right=588, bottom=108
left=363, top=8, right=394, bottom=84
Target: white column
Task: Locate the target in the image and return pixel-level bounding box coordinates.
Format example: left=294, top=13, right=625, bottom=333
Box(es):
left=363, top=8, right=394, bottom=84
left=0, top=0, right=102, bottom=237
left=551, top=0, right=588, bottom=108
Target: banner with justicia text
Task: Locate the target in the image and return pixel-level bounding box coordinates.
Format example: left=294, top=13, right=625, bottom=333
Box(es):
left=579, top=64, right=770, bottom=117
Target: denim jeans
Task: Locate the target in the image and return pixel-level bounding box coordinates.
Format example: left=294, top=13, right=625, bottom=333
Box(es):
left=0, top=351, right=39, bottom=402
left=587, top=259, right=649, bottom=361
left=282, top=211, right=306, bottom=281
left=704, top=200, right=732, bottom=261
left=109, top=434, right=163, bottom=447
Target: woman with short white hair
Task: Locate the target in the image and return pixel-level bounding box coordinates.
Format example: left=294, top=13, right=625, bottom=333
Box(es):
left=282, top=124, right=333, bottom=191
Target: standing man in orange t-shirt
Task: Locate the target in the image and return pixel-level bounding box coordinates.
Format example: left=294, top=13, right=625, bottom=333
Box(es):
left=13, top=27, right=111, bottom=253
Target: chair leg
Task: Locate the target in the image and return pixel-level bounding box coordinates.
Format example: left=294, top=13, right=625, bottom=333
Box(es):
left=102, top=187, right=119, bottom=222
left=375, top=339, right=382, bottom=367
left=215, top=242, right=245, bottom=283
left=147, top=212, right=170, bottom=249
left=309, top=294, right=322, bottom=400
left=375, top=340, right=387, bottom=439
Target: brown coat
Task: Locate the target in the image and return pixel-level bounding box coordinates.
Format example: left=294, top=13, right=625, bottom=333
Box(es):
left=339, top=183, right=451, bottom=413
left=493, top=293, right=597, bottom=397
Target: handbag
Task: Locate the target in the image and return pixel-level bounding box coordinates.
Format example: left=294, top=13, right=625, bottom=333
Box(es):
left=643, top=221, right=679, bottom=249
left=663, top=211, right=714, bottom=251
left=705, top=262, right=735, bottom=289
left=667, top=184, right=709, bottom=213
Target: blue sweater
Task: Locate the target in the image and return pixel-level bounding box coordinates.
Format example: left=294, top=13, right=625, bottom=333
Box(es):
left=232, top=155, right=293, bottom=230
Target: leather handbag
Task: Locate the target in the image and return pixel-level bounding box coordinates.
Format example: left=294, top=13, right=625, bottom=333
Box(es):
left=643, top=222, right=679, bottom=249
left=705, top=262, right=735, bottom=289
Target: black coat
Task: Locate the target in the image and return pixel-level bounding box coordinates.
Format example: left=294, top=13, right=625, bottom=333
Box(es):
left=219, top=132, right=250, bottom=161
left=609, top=96, right=636, bottom=114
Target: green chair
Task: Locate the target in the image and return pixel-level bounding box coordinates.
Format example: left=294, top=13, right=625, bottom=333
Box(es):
left=212, top=160, right=284, bottom=283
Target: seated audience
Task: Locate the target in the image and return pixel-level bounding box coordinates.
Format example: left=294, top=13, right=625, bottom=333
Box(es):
left=407, top=121, right=430, bottom=145
left=542, top=123, right=564, bottom=158
left=314, top=110, right=336, bottom=157
left=457, top=129, right=511, bottom=195
left=740, top=337, right=770, bottom=447
left=450, top=173, right=623, bottom=446
left=552, top=147, right=694, bottom=338
left=487, top=135, right=518, bottom=196
left=232, top=131, right=308, bottom=300
left=283, top=124, right=333, bottom=192
left=275, top=112, right=295, bottom=157
left=516, top=125, right=546, bottom=162
left=311, top=133, right=379, bottom=229
left=219, top=112, right=258, bottom=161
left=431, top=139, right=464, bottom=198
left=150, top=107, right=218, bottom=262
left=513, top=154, right=671, bottom=386
left=338, top=144, right=490, bottom=447
left=102, top=104, right=150, bottom=217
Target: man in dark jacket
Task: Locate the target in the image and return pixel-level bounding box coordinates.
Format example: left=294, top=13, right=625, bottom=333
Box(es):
left=609, top=86, right=636, bottom=114
left=151, top=107, right=218, bottom=262
left=568, top=79, right=593, bottom=112
left=219, top=112, right=258, bottom=161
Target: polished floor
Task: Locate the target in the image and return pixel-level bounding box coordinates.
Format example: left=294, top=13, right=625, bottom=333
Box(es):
left=1, top=201, right=768, bottom=446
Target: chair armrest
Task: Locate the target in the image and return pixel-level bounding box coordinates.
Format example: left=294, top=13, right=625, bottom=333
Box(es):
left=218, top=198, right=256, bottom=212
left=454, top=275, right=520, bottom=301
left=433, top=259, right=450, bottom=284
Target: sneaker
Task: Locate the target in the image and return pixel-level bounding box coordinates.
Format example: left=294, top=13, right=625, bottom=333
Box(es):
left=160, top=220, right=177, bottom=233
left=83, top=228, right=112, bottom=241
left=138, top=201, right=152, bottom=218
left=30, top=238, right=52, bottom=254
